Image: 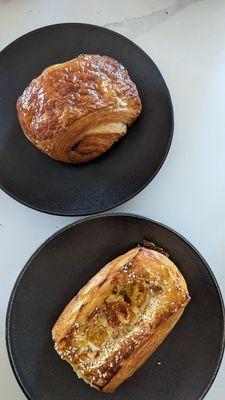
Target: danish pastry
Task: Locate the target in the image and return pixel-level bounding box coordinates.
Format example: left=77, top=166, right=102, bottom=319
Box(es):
left=52, top=245, right=190, bottom=392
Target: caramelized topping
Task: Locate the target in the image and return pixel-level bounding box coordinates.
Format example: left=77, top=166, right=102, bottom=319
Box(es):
left=54, top=250, right=189, bottom=389
left=86, top=325, right=108, bottom=347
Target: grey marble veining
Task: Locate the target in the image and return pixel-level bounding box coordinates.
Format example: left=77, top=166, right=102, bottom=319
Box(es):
left=105, top=0, right=201, bottom=38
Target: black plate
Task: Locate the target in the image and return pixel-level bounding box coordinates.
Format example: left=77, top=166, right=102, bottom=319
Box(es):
left=0, top=23, right=173, bottom=216
left=6, top=214, right=224, bottom=400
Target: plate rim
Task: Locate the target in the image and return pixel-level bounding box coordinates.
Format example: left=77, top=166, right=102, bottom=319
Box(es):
left=0, top=23, right=174, bottom=216
left=5, top=213, right=225, bottom=400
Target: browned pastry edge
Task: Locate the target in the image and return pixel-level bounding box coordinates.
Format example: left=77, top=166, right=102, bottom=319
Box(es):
left=103, top=305, right=185, bottom=392
left=142, top=240, right=170, bottom=258
left=17, top=54, right=142, bottom=163
left=52, top=248, right=140, bottom=342
left=52, top=247, right=190, bottom=392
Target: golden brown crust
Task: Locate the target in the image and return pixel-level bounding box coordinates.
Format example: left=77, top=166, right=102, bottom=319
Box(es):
left=16, top=54, right=142, bottom=163
left=52, top=247, right=190, bottom=392
left=52, top=248, right=139, bottom=342
left=103, top=306, right=185, bottom=392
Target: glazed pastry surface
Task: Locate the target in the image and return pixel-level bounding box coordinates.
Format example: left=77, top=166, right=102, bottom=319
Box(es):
left=52, top=246, right=190, bottom=392
left=17, top=54, right=142, bottom=163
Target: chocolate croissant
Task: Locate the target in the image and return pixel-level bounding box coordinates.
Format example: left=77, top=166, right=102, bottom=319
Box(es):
left=52, top=246, right=190, bottom=392
left=16, top=54, right=142, bottom=163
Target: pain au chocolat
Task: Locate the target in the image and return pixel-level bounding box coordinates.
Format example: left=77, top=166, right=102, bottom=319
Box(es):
left=52, top=246, right=190, bottom=392
left=17, top=54, right=142, bottom=163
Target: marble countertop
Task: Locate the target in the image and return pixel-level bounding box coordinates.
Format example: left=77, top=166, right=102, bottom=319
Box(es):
left=0, top=0, right=224, bottom=398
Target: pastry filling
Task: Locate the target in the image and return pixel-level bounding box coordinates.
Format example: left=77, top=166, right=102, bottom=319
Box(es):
left=55, top=259, right=188, bottom=388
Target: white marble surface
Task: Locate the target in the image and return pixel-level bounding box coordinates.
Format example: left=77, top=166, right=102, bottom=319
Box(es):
left=0, top=0, right=225, bottom=398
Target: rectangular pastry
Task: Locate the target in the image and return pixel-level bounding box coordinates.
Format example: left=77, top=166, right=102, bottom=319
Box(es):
left=52, top=246, right=190, bottom=392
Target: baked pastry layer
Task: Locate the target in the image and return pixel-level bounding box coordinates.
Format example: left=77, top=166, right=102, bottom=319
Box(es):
left=52, top=246, right=190, bottom=392
left=17, top=54, right=142, bottom=163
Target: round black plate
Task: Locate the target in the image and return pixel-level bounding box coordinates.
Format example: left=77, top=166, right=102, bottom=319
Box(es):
left=6, top=214, right=224, bottom=400
left=0, top=23, right=173, bottom=215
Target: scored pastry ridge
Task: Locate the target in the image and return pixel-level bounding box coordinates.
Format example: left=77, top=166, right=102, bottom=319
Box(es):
left=52, top=246, right=190, bottom=392
left=17, top=54, right=142, bottom=163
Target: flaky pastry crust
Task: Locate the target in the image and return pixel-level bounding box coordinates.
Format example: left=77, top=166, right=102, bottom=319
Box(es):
left=17, top=54, right=142, bottom=163
left=52, top=246, right=190, bottom=392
